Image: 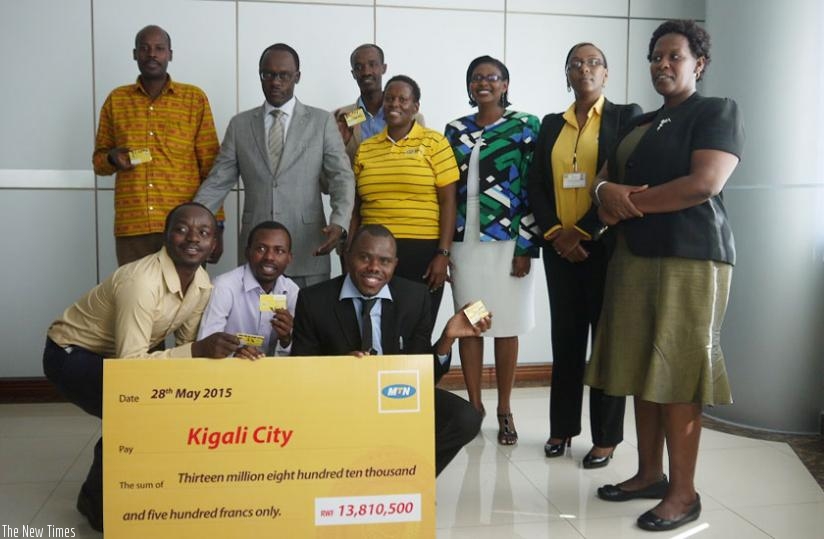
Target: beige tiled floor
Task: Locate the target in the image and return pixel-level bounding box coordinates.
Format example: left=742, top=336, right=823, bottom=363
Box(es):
left=2, top=388, right=822, bottom=538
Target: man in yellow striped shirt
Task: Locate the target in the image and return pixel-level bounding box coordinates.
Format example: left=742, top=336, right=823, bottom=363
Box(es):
left=92, top=25, right=220, bottom=265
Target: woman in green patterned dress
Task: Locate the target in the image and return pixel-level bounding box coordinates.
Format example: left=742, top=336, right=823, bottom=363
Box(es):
left=444, top=56, right=540, bottom=445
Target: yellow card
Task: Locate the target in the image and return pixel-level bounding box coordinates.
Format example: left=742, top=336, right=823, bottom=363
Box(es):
left=236, top=333, right=264, bottom=347
left=128, top=148, right=152, bottom=165
left=259, top=294, right=287, bottom=312
left=103, top=355, right=435, bottom=538
left=463, top=300, right=489, bottom=325
left=344, top=108, right=366, bottom=127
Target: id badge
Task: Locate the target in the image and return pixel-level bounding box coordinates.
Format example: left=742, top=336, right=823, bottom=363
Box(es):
left=562, top=171, right=587, bottom=189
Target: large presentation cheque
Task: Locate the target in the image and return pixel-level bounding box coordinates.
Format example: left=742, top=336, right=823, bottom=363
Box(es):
left=103, top=355, right=435, bottom=538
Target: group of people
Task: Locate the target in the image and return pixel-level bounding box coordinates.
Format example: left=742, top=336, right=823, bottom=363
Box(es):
left=530, top=20, right=742, bottom=533
left=44, top=206, right=490, bottom=533
left=48, top=18, right=742, bottom=534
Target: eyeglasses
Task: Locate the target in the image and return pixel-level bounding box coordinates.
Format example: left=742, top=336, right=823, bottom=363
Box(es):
left=567, top=58, right=605, bottom=70
left=259, top=71, right=295, bottom=82
left=470, top=74, right=504, bottom=83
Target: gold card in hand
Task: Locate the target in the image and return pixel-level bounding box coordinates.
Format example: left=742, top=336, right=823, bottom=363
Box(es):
left=259, top=294, right=287, bottom=312
left=128, top=148, right=152, bottom=165
left=344, top=108, right=366, bottom=127
left=236, top=333, right=264, bottom=347
left=463, top=300, right=490, bottom=325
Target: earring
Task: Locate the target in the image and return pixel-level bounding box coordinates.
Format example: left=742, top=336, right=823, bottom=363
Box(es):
left=567, top=85, right=571, bottom=93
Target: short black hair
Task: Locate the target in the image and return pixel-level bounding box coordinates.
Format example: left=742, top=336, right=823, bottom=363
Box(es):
left=259, top=43, right=300, bottom=71
left=465, top=55, right=511, bottom=107
left=348, top=224, right=395, bottom=252
left=246, top=221, right=292, bottom=251
left=135, top=25, right=171, bottom=49
left=350, top=44, right=385, bottom=67
left=384, top=75, right=420, bottom=103
left=164, top=202, right=217, bottom=234
left=648, top=20, right=711, bottom=79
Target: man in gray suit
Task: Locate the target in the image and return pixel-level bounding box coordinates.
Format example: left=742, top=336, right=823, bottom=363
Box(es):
left=195, top=43, right=355, bottom=287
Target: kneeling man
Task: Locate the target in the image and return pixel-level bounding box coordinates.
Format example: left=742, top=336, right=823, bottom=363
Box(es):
left=42, top=202, right=240, bottom=531
left=198, top=221, right=300, bottom=358
left=291, top=224, right=488, bottom=475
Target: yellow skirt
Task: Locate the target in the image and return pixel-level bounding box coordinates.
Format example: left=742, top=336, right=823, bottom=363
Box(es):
left=584, top=235, right=733, bottom=405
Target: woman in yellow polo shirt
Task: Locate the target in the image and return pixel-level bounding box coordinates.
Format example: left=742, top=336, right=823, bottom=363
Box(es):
left=353, top=75, right=459, bottom=322
left=527, top=43, right=641, bottom=467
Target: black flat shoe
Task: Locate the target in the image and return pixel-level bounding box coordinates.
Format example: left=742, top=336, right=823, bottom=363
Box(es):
left=597, top=475, right=669, bottom=502
left=544, top=437, right=570, bottom=458
left=582, top=447, right=615, bottom=469
left=637, top=494, right=701, bottom=531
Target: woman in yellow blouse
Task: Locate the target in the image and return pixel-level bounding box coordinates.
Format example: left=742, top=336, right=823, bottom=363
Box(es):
left=528, top=43, right=641, bottom=467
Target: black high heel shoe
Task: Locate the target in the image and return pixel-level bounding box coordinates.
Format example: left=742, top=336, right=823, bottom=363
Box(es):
left=582, top=446, right=615, bottom=469
left=497, top=413, right=518, bottom=445
left=544, top=437, right=571, bottom=458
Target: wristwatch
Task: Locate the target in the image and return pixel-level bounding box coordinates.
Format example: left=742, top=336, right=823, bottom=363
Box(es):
left=434, top=248, right=450, bottom=258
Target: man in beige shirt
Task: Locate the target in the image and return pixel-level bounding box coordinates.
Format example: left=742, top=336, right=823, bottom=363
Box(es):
left=43, top=202, right=239, bottom=532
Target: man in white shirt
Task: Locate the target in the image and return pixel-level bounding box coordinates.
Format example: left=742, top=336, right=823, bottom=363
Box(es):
left=199, top=221, right=300, bottom=357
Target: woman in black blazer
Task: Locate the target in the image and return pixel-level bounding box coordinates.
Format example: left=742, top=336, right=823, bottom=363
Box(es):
left=527, top=42, right=641, bottom=468
left=586, top=21, right=743, bottom=532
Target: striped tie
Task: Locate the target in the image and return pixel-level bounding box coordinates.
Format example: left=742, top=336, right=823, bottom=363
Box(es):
left=268, top=109, right=284, bottom=174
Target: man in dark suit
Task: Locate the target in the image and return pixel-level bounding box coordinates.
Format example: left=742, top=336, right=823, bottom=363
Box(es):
left=292, top=224, right=488, bottom=475
left=195, top=43, right=354, bottom=287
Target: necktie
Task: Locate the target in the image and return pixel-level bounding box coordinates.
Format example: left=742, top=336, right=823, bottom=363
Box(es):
left=361, top=297, right=378, bottom=353
left=268, top=109, right=284, bottom=174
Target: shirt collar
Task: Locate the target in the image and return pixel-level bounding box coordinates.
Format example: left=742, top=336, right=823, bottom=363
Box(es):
left=242, top=264, right=289, bottom=295
left=134, top=75, right=174, bottom=96
left=158, top=247, right=212, bottom=298
left=242, top=264, right=266, bottom=294
left=356, top=96, right=384, bottom=120
left=562, top=94, right=605, bottom=127
left=264, top=95, right=297, bottom=118
left=339, top=274, right=393, bottom=301
left=381, top=120, right=423, bottom=144
left=356, top=96, right=369, bottom=116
